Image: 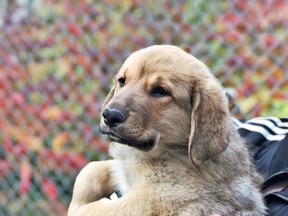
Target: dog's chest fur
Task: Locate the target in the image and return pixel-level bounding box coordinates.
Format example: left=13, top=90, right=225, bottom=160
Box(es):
left=111, top=159, right=142, bottom=194
left=109, top=143, right=181, bottom=195
left=110, top=143, right=150, bottom=195
left=109, top=143, right=197, bottom=195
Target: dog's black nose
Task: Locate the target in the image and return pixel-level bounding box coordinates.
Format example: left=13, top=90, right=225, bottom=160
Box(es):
left=102, top=108, right=126, bottom=128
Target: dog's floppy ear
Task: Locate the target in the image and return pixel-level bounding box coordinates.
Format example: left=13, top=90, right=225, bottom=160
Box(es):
left=100, top=85, right=115, bottom=114
left=188, top=78, right=229, bottom=167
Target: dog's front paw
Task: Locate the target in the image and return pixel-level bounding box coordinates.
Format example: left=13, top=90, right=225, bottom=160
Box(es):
left=68, top=161, right=115, bottom=216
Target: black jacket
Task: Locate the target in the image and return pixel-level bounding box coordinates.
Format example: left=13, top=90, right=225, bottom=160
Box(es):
left=233, top=117, right=288, bottom=216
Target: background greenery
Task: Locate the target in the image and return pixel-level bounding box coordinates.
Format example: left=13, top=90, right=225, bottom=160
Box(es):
left=0, top=0, right=287, bottom=215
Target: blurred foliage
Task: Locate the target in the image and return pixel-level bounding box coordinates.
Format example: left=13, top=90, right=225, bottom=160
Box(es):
left=0, top=0, right=287, bottom=215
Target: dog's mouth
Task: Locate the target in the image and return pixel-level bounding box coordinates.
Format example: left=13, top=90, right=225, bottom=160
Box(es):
left=101, top=130, right=155, bottom=151
left=107, top=133, right=121, bottom=142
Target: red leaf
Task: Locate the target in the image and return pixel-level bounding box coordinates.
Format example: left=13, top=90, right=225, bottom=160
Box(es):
left=40, top=150, right=89, bottom=171
left=11, top=92, right=25, bottom=106
left=272, top=92, right=288, bottom=100
left=19, top=160, right=32, bottom=196
left=224, top=30, right=242, bottom=43
left=261, top=34, right=279, bottom=48
left=68, top=23, right=82, bottom=37
left=2, top=137, right=13, bottom=153
left=0, top=160, right=11, bottom=179
left=133, top=36, right=147, bottom=46
left=92, top=137, right=109, bottom=153
left=64, top=153, right=89, bottom=170
left=42, top=177, right=58, bottom=202
left=222, top=12, right=242, bottom=26
left=0, top=92, right=8, bottom=109
left=252, top=104, right=261, bottom=117
left=0, top=74, right=10, bottom=90
left=14, top=143, right=28, bottom=157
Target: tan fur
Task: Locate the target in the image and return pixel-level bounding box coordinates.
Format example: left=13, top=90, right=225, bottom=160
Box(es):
left=68, top=45, right=266, bottom=216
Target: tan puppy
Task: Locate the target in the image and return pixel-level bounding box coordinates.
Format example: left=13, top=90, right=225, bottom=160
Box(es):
left=68, top=45, right=266, bottom=216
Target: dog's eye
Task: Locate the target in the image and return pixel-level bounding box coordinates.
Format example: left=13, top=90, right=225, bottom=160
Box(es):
left=151, top=87, right=169, bottom=97
left=118, top=78, right=125, bottom=87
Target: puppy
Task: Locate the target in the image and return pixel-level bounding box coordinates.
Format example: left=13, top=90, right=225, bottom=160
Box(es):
left=68, top=45, right=266, bottom=216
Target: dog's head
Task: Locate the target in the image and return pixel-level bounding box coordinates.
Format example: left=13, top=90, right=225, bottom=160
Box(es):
left=100, top=45, right=229, bottom=166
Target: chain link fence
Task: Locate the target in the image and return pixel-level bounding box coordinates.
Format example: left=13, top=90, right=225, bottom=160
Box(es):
left=0, top=0, right=287, bottom=215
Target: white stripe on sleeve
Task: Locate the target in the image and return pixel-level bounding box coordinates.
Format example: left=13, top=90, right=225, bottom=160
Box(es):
left=232, top=118, right=286, bottom=141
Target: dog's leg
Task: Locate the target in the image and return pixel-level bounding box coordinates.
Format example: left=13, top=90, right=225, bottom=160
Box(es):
left=68, top=160, right=116, bottom=216
left=72, top=184, right=160, bottom=216
left=235, top=211, right=266, bottom=216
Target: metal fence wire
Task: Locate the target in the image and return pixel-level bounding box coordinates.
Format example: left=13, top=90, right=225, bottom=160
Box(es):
left=0, top=0, right=287, bottom=215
